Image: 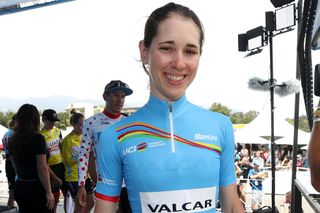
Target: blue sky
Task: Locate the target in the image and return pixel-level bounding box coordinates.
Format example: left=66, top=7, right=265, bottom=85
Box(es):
left=0, top=0, right=319, bottom=117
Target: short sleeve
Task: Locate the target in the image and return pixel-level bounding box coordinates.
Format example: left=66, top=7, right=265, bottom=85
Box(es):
left=33, top=133, right=47, bottom=155
left=95, top=126, right=123, bottom=202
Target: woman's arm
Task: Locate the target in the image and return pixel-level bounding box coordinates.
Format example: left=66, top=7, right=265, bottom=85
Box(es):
left=219, top=184, right=245, bottom=213
left=48, top=166, right=62, bottom=186
left=309, top=121, right=320, bottom=191
left=36, top=154, right=54, bottom=210
left=309, top=101, right=320, bottom=191
left=94, top=199, right=118, bottom=213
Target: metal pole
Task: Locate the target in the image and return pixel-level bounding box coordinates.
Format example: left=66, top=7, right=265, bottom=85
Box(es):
left=269, top=30, right=276, bottom=213
left=291, top=0, right=303, bottom=212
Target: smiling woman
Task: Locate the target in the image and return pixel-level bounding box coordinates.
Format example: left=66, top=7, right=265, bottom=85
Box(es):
left=94, top=2, right=245, bottom=213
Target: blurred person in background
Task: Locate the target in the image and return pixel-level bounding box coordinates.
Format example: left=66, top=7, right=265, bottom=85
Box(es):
left=2, top=114, right=16, bottom=208
left=41, top=109, right=67, bottom=212
left=62, top=110, right=94, bottom=213
left=8, top=104, right=54, bottom=212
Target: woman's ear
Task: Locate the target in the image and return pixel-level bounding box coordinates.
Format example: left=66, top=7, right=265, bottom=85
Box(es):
left=139, top=40, right=148, bottom=64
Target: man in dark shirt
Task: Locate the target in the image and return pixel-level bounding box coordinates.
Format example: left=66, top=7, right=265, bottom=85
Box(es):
left=238, top=156, right=253, bottom=185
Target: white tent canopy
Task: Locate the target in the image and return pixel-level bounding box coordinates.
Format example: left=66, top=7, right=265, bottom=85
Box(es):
left=234, top=129, right=270, bottom=144
left=234, top=107, right=310, bottom=145
left=275, top=131, right=310, bottom=145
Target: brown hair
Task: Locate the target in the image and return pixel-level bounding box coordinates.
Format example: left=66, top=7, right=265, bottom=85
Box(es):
left=69, top=109, right=84, bottom=126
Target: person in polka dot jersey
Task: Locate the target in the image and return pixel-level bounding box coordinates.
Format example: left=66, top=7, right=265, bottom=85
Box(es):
left=77, top=80, right=133, bottom=212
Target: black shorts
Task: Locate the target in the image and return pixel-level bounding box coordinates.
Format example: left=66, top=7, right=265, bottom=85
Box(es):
left=119, top=187, right=132, bottom=213
left=66, top=178, right=94, bottom=199
left=5, top=160, right=16, bottom=190
left=49, top=162, right=67, bottom=192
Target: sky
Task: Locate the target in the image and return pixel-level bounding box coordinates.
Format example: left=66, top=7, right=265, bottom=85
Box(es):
left=0, top=0, right=319, bottom=118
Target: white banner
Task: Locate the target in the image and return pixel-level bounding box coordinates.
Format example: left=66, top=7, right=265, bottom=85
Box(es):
left=0, top=0, right=35, bottom=8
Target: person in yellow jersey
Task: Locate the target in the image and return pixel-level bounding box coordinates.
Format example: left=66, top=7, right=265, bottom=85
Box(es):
left=41, top=109, right=67, bottom=213
left=62, top=110, right=94, bottom=213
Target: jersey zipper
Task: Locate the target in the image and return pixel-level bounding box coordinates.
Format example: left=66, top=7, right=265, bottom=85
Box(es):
left=169, top=102, right=176, bottom=153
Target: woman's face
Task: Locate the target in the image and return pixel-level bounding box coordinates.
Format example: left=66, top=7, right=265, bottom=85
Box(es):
left=73, top=117, right=84, bottom=135
left=140, top=15, right=201, bottom=101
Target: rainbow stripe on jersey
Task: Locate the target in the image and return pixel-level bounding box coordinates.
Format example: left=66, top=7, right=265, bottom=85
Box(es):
left=117, top=122, right=221, bottom=154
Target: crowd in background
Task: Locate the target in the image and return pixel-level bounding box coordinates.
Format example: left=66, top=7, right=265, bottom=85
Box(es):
left=234, top=143, right=309, bottom=211
left=235, top=144, right=309, bottom=170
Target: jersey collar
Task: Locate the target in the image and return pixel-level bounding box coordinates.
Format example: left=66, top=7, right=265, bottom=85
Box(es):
left=146, top=95, right=189, bottom=117
left=103, top=109, right=121, bottom=119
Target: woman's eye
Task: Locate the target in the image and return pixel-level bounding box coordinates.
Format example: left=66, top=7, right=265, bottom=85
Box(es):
left=185, top=49, right=198, bottom=55
left=159, top=46, right=173, bottom=52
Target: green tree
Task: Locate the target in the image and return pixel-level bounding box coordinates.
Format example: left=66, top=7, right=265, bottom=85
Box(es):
left=286, top=115, right=310, bottom=132
left=209, top=103, right=258, bottom=124
left=243, top=110, right=259, bottom=123
left=0, top=112, right=6, bottom=127
left=55, top=112, right=70, bottom=130
left=209, top=103, right=231, bottom=116
left=0, top=111, right=16, bottom=128
left=230, top=112, right=245, bottom=124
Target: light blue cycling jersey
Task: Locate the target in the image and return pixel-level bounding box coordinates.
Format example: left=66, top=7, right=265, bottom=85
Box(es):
left=96, top=95, right=236, bottom=213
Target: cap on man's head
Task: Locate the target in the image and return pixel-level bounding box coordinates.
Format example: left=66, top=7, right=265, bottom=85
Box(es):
left=104, top=80, right=133, bottom=96
left=42, top=109, right=60, bottom=122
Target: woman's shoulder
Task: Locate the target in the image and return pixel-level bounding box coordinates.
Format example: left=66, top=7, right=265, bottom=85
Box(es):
left=189, top=103, right=231, bottom=122
left=33, top=132, right=46, bottom=142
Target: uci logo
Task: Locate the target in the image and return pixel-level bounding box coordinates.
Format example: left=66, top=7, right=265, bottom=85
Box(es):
left=123, top=142, right=148, bottom=156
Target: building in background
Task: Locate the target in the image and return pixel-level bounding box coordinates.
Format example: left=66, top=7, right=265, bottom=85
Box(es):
left=65, top=102, right=94, bottom=119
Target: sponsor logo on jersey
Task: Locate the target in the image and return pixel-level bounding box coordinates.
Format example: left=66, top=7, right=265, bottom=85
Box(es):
left=123, top=142, right=148, bottom=156
left=194, top=133, right=217, bottom=141
left=147, top=199, right=213, bottom=212
left=140, top=187, right=216, bottom=213
left=123, top=141, right=166, bottom=156
left=47, top=138, right=61, bottom=155
left=97, top=177, right=118, bottom=186
left=101, top=121, right=111, bottom=125
left=137, top=142, right=147, bottom=151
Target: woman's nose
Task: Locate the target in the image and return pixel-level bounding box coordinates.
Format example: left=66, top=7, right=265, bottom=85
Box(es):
left=170, top=52, right=186, bottom=70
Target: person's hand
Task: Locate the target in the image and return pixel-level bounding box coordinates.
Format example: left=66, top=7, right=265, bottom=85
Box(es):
left=46, top=192, right=55, bottom=210
left=77, top=185, right=87, bottom=207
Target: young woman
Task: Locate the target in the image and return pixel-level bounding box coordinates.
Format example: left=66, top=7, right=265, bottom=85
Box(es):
left=8, top=104, right=54, bottom=212
left=41, top=109, right=67, bottom=212
left=62, top=110, right=94, bottom=213
left=95, top=3, right=244, bottom=213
